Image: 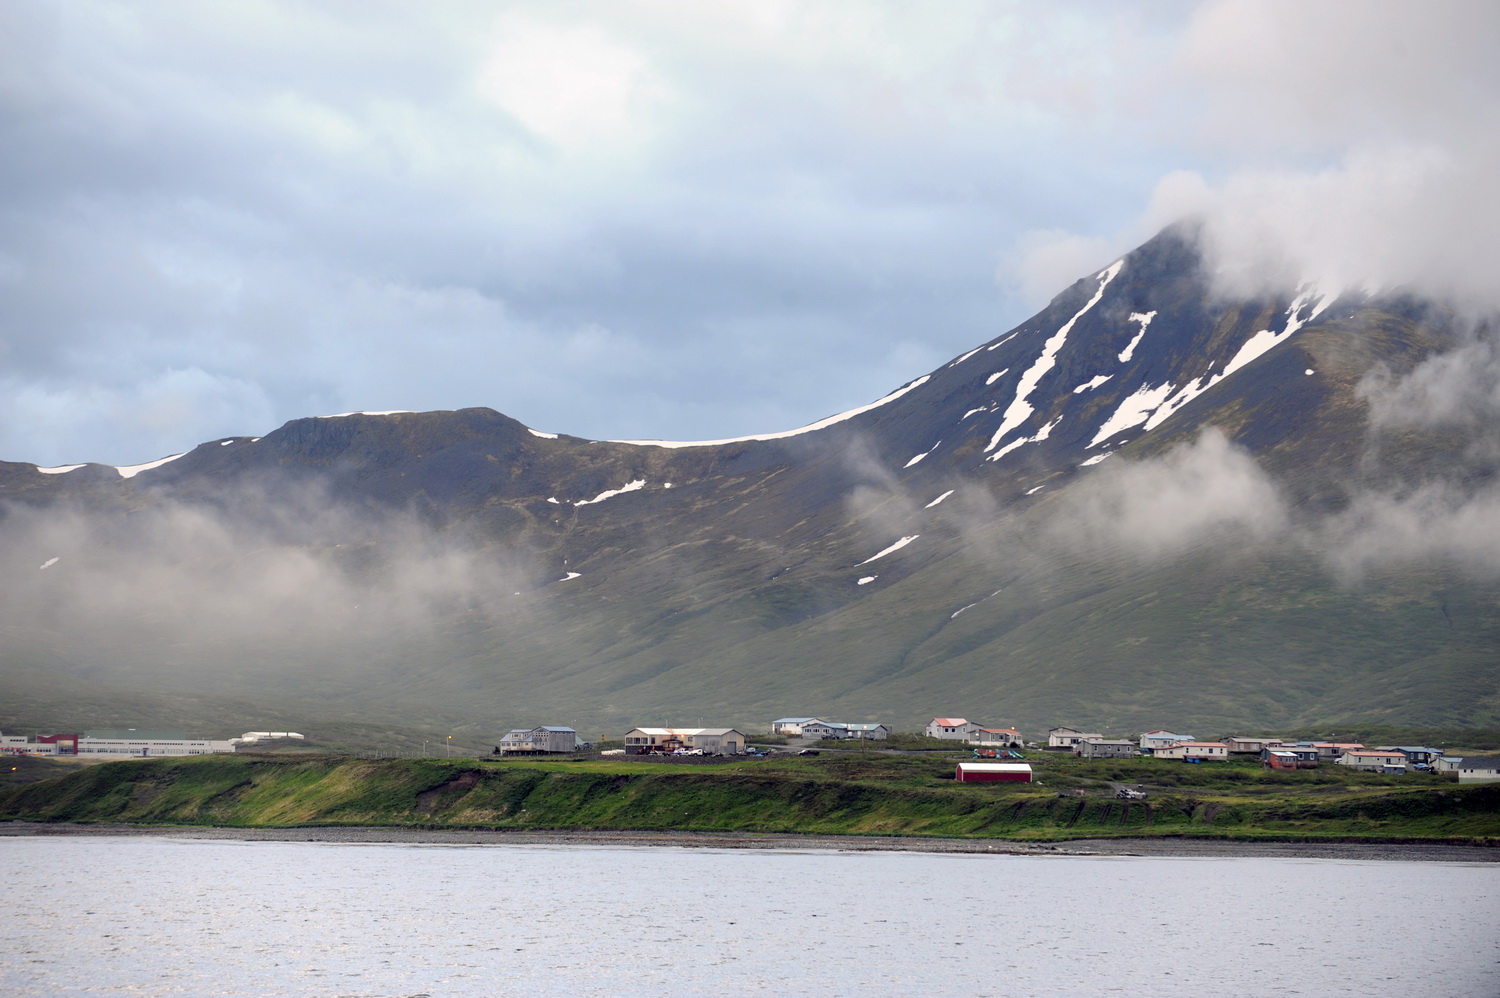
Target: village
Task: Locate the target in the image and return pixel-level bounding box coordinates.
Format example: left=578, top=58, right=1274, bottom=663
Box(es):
left=7, top=717, right=1499, bottom=785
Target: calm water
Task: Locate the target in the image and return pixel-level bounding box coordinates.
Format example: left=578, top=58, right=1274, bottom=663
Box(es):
left=3, top=838, right=1497, bottom=997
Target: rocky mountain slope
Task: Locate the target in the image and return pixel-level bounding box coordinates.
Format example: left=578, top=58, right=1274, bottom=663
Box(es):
left=3, top=226, right=1497, bottom=740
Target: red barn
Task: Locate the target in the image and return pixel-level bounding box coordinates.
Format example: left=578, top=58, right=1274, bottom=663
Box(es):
left=955, top=761, right=1032, bottom=783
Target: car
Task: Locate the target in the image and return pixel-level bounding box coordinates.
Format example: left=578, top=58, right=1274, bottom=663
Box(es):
left=1116, top=788, right=1147, bottom=800
left=797, top=749, right=820, bottom=756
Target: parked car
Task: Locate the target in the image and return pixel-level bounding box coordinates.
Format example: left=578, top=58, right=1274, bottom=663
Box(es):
left=1116, top=788, right=1147, bottom=800
left=797, top=749, right=820, bottom=756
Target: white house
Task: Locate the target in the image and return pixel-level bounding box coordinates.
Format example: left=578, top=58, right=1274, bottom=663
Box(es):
left=497, top=726, right=578, bottom=754
left=1336, top=750, right=1407, bottom=773
left=970, top=727, right=1023, bottom=747
left=1456, top=756, right=1500, bottom=783
left=1139, top=730, right=1194, bottom=752
left=772, top=717, right=821, bottom=736
left=927, top=718, right=982, bottom=740
left=1435, top=756, right=1464, bottom=774
left=1153, top=741, right=1229, bottom=762
left=1048, top=726, right=1103, bottom=749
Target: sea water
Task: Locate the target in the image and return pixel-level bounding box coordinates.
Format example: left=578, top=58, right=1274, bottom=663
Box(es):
left=3, top=837, right=1496, bottom=997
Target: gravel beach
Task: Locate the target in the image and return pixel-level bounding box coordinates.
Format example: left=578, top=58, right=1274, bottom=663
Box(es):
left=3, top=822, right=1495, bottom=862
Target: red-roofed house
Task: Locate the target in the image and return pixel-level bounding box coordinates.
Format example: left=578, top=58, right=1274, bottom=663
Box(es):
left=926, top=718, right=982, bottom=740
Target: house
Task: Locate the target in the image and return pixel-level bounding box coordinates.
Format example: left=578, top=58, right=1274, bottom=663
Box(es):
left=800, top=721, right=891, bottom=741
left=1264, top=750, right=1300, bottom=771
left=1075, top=739, right=1137, bottom=759
left=772, top=717, right=820, bottom=736
left=955, top=762, right=1032, bottom=783
left=1139, top=730, right=1194, bottom=753
left=1307, top=742, right=1364, bottom=761
left=1336, top=750, right=1407, bottom=773
left=970, top=727, right=1024, bottom=747
left=1048, top=726, right=1103, bottom=749
left=497, top=726, right=578, bottom=754
left=1154, top=741, right=1229, bottom=762
left=927, top=718, right=982, bottom=740
left=1260, top=745, right=1319, bottom=768
left=838, top=723, right=890, bottom=741
left=1224, top=736, right=1285, bottom=754
left=1385, top=746, right=1444, bottom=765
left=622, top=727, right=745, bottom=755
left=1457, top=755, right=1500, bottom=783
left=1435, top=756, right=1464, bottom=774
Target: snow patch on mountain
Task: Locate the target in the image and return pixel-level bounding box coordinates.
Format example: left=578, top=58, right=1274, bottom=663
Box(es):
left=925, top=490, right=955, bottom=508
left=320, top=410, right=414, bottom=418
left=116, top=453, right=186, bottom=479
left=40, top=557, right=59, bottom=570
left=574, top=479, right=646, bottom=506
left=987, top=417, right=1061, bottom=464
left=1119, top=311, right=1156, bottom=362
left=559, top=572, right=581, bottom=581
left=36, top=464, right=85, bottom=475
left=949, top=346, right=983, bottom=367
left=986, top=260, right=1124, bottom=454
left=904, top=441, right=939, bottom=468
left=613, top=376, right=931, bottom=448
left=857, top=576, right=877, bottom=585
left=1089, top=288, right=1336, bottom=447
left=1072, top=375, right=1113, bottom=394
left=528, top=428, right=559, bottom=439
left=859, top=535, right=919, bottom=565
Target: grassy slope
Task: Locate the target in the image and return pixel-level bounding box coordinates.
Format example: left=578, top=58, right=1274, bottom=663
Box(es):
left=3, top=753, right=1497, bottom=844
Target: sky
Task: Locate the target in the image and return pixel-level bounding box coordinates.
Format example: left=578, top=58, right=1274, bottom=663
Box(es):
left=2, top=0, right=1497, bottom=467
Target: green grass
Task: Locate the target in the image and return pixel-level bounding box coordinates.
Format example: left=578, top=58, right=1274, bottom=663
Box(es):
left=4, top=751, right=1496, bottom=844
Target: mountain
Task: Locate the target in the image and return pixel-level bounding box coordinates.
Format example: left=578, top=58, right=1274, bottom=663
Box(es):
left=3, top=225, right=1497, bottom=743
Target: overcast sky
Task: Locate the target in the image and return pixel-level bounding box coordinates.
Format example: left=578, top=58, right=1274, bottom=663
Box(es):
left=2, top=0, right=1496, bottom=467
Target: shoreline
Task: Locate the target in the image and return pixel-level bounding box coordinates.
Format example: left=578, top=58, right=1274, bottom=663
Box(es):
left=4, top=822, right=1496, bottom=862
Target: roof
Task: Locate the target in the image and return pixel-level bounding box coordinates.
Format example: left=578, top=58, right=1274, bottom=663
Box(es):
left=1083, top=739, right=1136, bottom=746
left=956, top=762, right=1033, bottom=772
left=978, top=727, right=1021, bottom=734
left=931, top=718, right=970, bottom=727
left=1142, top=730, right=1194, bottom=739
left=1169, top=742, right=1227, bottom=748
left=539, top=726, right=576, bottom=733
left=1344, top=751, right=1405, bottom=758
left=1268, top=750, right=1299, bottom=757
left=1458, top=755, right=1500, bottom=768
left=774, top=717, right=820, bottom=724
left=841, top=723, right=888, bottom=731
left=84, top=730, right=187, bottom=740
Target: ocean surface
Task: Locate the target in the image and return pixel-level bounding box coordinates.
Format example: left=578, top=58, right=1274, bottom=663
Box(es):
left=3, top=837, right=1497, bottom=997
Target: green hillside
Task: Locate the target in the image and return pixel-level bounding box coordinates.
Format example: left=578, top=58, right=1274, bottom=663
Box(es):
left=4, top=753, right=1498, bottom=844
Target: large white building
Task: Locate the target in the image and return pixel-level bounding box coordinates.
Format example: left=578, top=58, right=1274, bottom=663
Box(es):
left=77, top=730, right=237, bottom=757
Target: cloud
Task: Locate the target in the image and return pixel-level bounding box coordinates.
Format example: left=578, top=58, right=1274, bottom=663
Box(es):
left=1319, top=483, right=1500, bottom=581
left=0, top=483, right=551, bottom=688
left=1044, top=428, right=1289, bottom=561
left=1010, top=1, right=1500, bottom=308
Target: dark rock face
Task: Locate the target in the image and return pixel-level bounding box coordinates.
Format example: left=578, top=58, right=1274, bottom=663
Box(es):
left=4, top=226, right=1497, bottom=737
